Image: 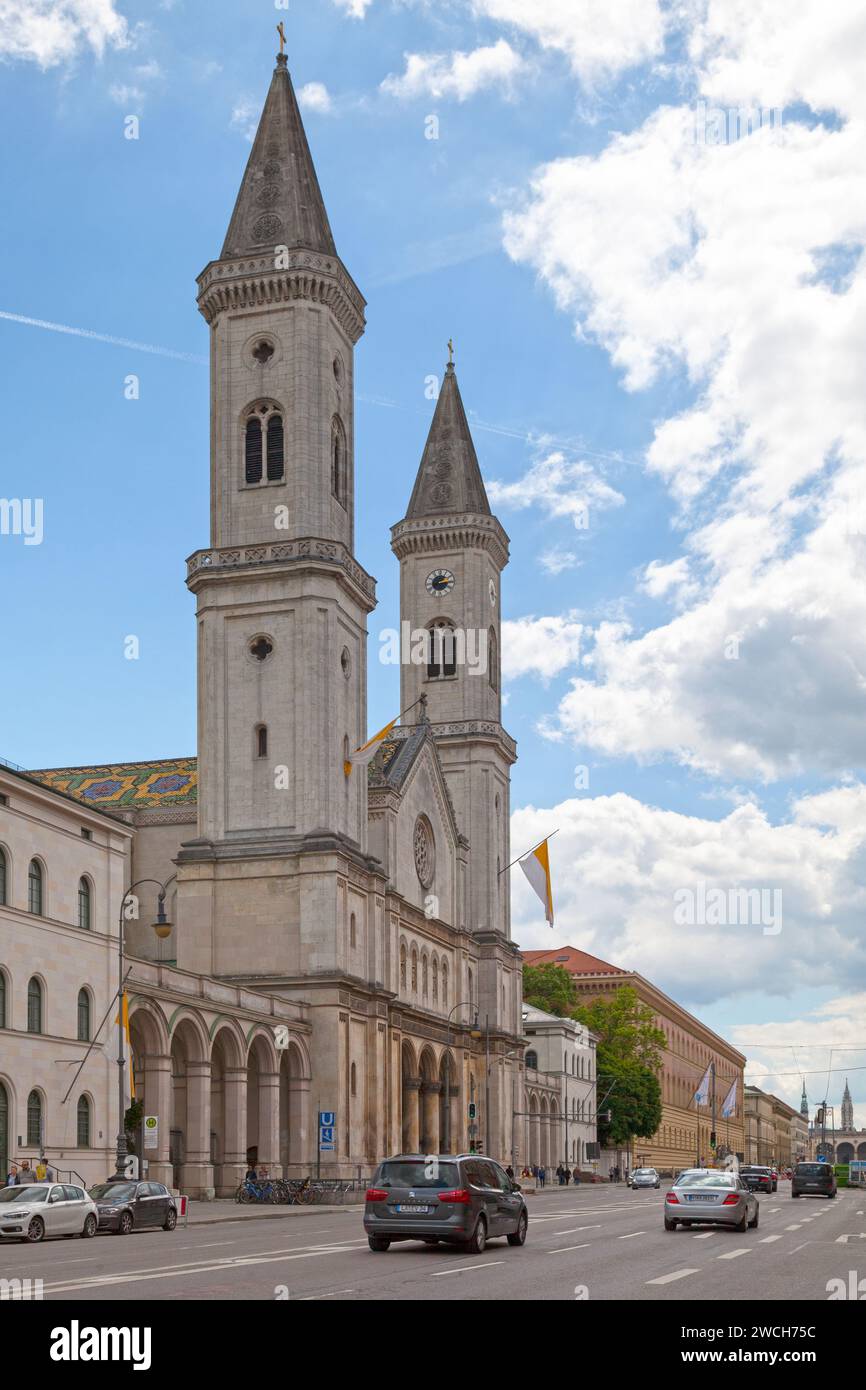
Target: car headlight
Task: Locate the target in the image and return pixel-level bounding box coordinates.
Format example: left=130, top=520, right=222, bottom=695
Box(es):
left=101, top=1207, right=119, bottom=1214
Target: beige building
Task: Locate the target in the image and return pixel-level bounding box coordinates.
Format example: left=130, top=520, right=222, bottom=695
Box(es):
left=3, top=49, right=524, bottom=1194
left=523, top=946, right=746, bottom=1172
left=745, top=1087, right=808, bottom=1167
left=522, top=1004, right=598, bottom=1171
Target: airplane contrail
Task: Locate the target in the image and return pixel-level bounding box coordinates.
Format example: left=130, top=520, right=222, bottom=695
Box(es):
left=0, top=309, right=207, bottom=364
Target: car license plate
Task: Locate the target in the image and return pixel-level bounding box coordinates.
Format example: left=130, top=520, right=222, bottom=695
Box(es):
left=687, top=1194, right=713, bottom=1202
left=395, top=1204, right=430, bottom=1214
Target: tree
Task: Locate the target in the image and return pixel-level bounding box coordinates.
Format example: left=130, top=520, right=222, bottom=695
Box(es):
left=596, top=1052, right=663, bottom=1149
left=522, top=963, right=579, bottom=1018
left=572, top=986, right=667, bottom=1071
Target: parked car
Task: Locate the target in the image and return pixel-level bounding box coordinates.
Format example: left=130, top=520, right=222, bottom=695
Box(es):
left=364, top=1154, right=528, bottom=1253
left=630, top=1167, right=661, bottom=1189
left=88, top=1179, right=178, bottom=1234
left=0, top=1182, right=97, bottom=1243
left=791, top=1162, right=837, bottom=1199
left=739, top=1165, right=774, bottom=1193
left=664, top=1169, right=759, bottom=1231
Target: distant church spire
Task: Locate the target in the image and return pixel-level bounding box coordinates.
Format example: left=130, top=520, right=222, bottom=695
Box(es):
left=841, top=1078, right=854, bottom=1130
left=220, top=48, right=337, bottom=259
left=405, top=360, right=492, bottom=519
left=800, top=1080, right=809, bottom=1118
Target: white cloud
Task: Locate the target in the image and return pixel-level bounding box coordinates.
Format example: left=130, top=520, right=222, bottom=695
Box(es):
left=108, top=82, right=141, bottom=105
left=487, top=450, right=624, bottom=530
left=333, top=0, right=373, bottom=16
left=502, top=614, right=584, bottom=682
left=511, top=784, right=866, bottom=1005
left=502, top=3, right=866, bottom=782
left=473, top=0, right=666, bottom=85
left=0, top=0, right=128, bottom=67
left=540, top=546, right=581, bottom=575
left=297, top=81, right=332, bottom=114
left=230, top=98, right=258, bottom=142
left=381, top=38, right=524, bottom=102
left=734, top=997, right=866, bottom=1127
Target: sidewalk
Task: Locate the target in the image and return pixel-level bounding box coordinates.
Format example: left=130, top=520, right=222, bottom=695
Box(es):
left=181, top=1199, right=363, bottom=1227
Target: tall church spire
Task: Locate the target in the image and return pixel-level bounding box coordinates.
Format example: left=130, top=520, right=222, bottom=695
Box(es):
left=406, top=361, right=492, bottom=519
left=841, top=1078, right=854, bottom=1130
left=221, top=51, right=337, bottom=259
left=800, top=1080, right=808, bottom=1118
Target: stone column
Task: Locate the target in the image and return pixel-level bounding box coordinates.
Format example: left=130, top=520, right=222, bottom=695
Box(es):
left=257, top=1070, right=281, bottom=1171
left=421, top=1082, right=441, bottom=1154
left=218, top=1066, right=247, bottom=1197
left=142, top=1053, right=173, bottom=1189
left=403, top=1077, right=421, bottom=1152
left=180, top=1060, right=214, bottom=1199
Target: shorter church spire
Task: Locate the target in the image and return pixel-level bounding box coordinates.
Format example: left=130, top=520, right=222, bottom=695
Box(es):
left=406, top=359, right=491, bottom=519
left=220, top=48, right=337, bottom=260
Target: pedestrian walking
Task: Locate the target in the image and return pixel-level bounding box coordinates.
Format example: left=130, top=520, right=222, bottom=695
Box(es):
left=5, top=1165, right=17, bottom=1186
left=564, top=1166, right=572, bottom=1185
left=538, top=1165, right=546, bottom=1188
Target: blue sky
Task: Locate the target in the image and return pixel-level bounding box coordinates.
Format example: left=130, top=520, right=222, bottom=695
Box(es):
left=2, top=0, right=866, bottom=1124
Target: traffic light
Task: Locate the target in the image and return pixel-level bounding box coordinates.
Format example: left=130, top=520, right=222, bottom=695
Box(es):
left=468, top=1102, right=477, bottom=1121
left=710, top=1132, right=717, bottom=1151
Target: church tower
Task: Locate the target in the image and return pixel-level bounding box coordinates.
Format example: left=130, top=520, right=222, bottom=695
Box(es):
left=391, top=359, right=518, bottom=1030
left=841, top=1079, right=854, bottom=1131
left=177, top=49, right=377, bottom=982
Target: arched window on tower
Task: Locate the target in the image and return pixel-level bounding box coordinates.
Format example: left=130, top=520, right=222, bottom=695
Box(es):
left=488, top=626, right=498, bottom=692
left=78, top=877, right=91, bottom=931
left=331, top=416, right=347, bottom=506
left=255, top=725, right=268, bottom=759
left=427, top=623, right=457, bottom=679
left=28, top=859, right=43, bottom=916
left=244, top=403, right=284, bottom=485
left=400, top=943, right=407, bottom=991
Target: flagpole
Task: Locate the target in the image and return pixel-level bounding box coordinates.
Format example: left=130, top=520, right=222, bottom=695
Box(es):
left=498, top=829, right=559, bottom=876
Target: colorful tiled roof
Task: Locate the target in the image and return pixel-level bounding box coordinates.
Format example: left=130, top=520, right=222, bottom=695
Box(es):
left=30, top=758, right=198, bottom=809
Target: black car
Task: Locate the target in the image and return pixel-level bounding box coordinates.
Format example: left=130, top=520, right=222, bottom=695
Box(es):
left=739, top=1165, right=774, bottom=1193
left=791, top=1162, right=837, bottom=1199
left=88, top=1180, right=178, bottom=1235
left=364, top=1154, right=528, bottom=1253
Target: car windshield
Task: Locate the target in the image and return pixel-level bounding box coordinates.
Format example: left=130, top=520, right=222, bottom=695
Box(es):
left=796, top=1164, right=829, bottom=1177
left=377, top=1161, right=460, bottom=1189
left=635, top=1169, right=655, bottom=1175
left=741, top=1167, right=768, bottom=1175
left=674, top=1172, right=735, bottom=1188
left=89, top=1183, right=136, bottom=1201
left=0, top=1186, right=48, bottom=1204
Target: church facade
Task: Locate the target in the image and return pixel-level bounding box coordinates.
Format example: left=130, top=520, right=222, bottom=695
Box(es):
left=2, top=51, right=524, bottom=1196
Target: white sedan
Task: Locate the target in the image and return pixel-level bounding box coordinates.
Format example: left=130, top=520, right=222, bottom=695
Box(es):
left=0, top=1183, right=98, bottom=1243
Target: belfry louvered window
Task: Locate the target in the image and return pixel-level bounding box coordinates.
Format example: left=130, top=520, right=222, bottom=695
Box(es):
left=244, top=403, right=284, bottom=485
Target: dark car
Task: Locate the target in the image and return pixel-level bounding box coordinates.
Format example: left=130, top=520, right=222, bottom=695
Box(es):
left=739, top=1165, right=774, bottom=1193
left=791, top=1162, right=837, bottom=1199
left=88, top=1180, right=178, bottom=1235
left=363, top=1154, right=528, bottom=1254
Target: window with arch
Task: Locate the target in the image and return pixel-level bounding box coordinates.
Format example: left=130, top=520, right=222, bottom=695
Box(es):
left=400, top=943, right=407, bottom=991
left=77, top=1095, right=91, bottom=1148
left=467, top=967, right=474, bottom=1006
left=0, top=969, right=6, bottom=1029
left=28, top=859, right=43, bottom=915
left=27, top=1089, right=42, bottom=1146
left=349, top=913, right=356, bottom=949
left=331, top=415, right=347, bottom=506
left=244, top=402, right=284, bottom=484
left=27, top=977, right=42, bottom=1034
left=422, top=955, right=428, bottom=999
left=525, top=1050, right=538, bottom=1070
left=255, top=724, right=268, bottom=759
left=77, top=988, right=91, bottom=1042
left=350, top=1062, right=357, bottom=1098
left=488, top=626, right=498, bottom=691
left=78, top=877, right=91, bottom=931
left=427, top=622, right=457, bottom=679
left=442, top=960, right=448, bottom=1008
left=432, top=958, right=438, bottom=1004
left=411, top=948, right=418, bottom=993
left=0, top=846, right=6, bottom=905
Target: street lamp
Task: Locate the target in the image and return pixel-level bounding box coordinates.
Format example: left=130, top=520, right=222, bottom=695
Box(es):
left=444, top=1001, right=479, bottom=1154
left=113, top=877, right=174, bottom=1179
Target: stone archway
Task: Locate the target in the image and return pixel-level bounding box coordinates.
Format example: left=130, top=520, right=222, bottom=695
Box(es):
left=128, top=1003, right=172, bottom=1189
left=246, top=1031, right=280, bottom=1177
left=540, top=1097, right=550, bottom=1169
left=210, top=1024, right=246, bottom=1196
left=401, top=1041, right=420, bottom=1152
left=529, top=1094, right=539, bottom=1168
left=279, top=1041, right=310, bottom=1177
left=858, top=1141, right=866, bottom=1160
left=169, top=1014, right=212, bottom=1196
left=837, top=1141, right=855, bottom=1163
left=419, top=1048, right=440, bottom=1154
left=439, top=1051, right=458, bottom=1154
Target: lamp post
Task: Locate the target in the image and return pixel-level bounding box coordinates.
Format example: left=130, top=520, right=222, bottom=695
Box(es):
left=444, top=1001, right=481, bottom=1154
left=113, top=877, right=174, bottom=1179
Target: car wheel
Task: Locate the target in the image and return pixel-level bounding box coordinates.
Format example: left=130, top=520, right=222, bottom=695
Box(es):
left=735, top=1207, right=748, bottom=1232
left=163, top=1208, right=177, bottom=1231
left=748, top=1207, right=759, bottom=1229
left=25, top=1216, right=45, bottom=1244
left=507, top=1211, right=528, bottom=1247
left=792, top=1191, right=799, bottom=1198
left=82, top=1214, right=97, bottom=1239
left=116, top=1211, right=133, bottom=1236
left=664, top=1217, right=677, bottom=1231
left=829, top=1191, right=836, bottom=1199
left=467, top=1216, right=487, bottom=1255
left=368, top=1236, right=390, bottom=1252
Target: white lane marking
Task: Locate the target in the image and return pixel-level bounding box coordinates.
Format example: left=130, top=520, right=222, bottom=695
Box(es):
left=646, top=1268, right=700, bottom=1285
left=549, top=1244, right=591, bottom=1254
left=429, top=1261, right=504, bottom=1277
left=40, top=1245, right=366, bottom=1295
left=785, top=1224, right=802, bottom=1231
left=618, top=1231, right=646, bottom=1239
left=759, top=1234, right=783, bottom=1244
left=550, top=1225, right=601, bottom=1236
left=692, top=1232, right=715, bottom=1240
left=176, top=1241, right=239, bottom=1250
left=299, top=1288, right=356, bottom=1299
left=717, top=1249, right=750, bottom=1260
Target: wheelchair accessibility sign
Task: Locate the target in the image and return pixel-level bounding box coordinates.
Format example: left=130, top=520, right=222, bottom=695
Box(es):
left=319, top=1111, right=336, bottom=1152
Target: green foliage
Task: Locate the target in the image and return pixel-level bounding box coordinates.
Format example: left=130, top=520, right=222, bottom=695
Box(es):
left=522, top=963, right=579, bottom=1018
left=572, top=986, right=667, bottom=1071
left=124, top=1098, right=143, bottom=1140
left=597, top=1052, right=663, bottom=1147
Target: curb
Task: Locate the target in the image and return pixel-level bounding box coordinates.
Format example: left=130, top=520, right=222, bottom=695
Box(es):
left=183, top=1202, right=364, bottom=1227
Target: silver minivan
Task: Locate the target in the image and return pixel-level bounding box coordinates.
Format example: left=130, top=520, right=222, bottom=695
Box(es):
left=364, top=1154, right=528, bottom=1254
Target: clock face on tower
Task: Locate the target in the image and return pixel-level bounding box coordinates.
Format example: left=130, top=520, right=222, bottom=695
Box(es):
left=489, top=578, right=497, bottom=607
left=426, top=569, right=455, bottom=597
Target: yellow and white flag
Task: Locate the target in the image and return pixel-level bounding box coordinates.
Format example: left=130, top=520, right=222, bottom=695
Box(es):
left=114, top=991, right=136, bottom=1111
left=343, top=717, right=397, bottom=777
left=519, top=838, right=554, bottom=926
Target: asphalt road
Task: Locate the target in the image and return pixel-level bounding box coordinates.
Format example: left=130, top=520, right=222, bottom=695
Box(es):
left=3, top=1181, right=864, bottom=1301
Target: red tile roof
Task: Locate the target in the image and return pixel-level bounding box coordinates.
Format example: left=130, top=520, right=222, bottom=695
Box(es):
left=521, top=945, right=624, bottom=976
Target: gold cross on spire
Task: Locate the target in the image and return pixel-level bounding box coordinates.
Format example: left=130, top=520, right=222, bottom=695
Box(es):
left=277, top=21, right=287, bottom=56
left=447, top=337, right=454, bottom=365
